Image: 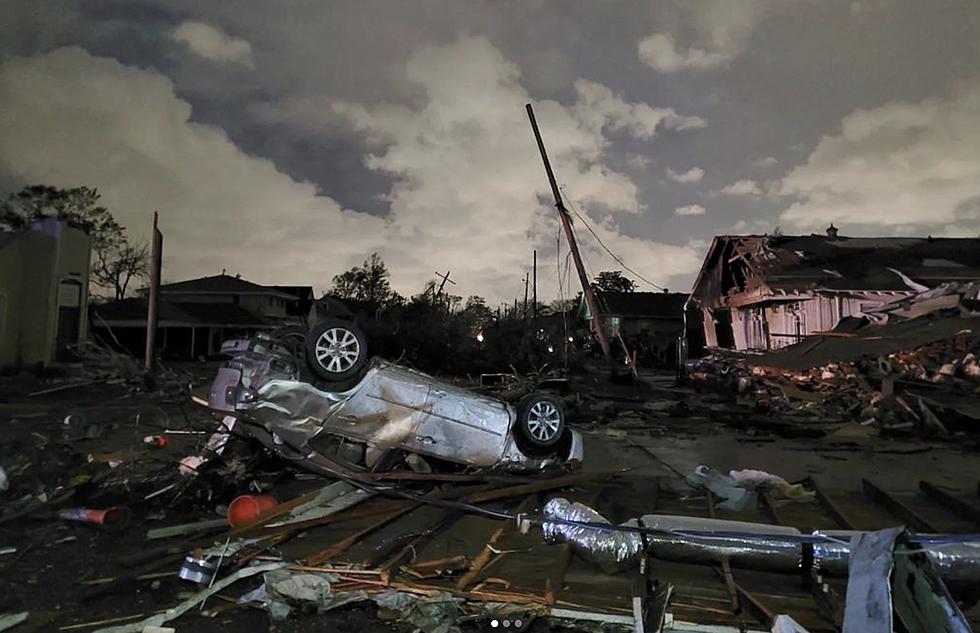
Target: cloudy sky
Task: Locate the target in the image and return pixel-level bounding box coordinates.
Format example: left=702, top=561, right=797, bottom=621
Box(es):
left=1, top=1, right=979, bottom=303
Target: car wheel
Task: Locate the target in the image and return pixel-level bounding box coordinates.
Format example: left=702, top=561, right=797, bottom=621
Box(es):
left=304, top=318, right=368, bottom=383
left=516, top=392, right=566, bottom=450
left=270, top=325, right=307, bottom=358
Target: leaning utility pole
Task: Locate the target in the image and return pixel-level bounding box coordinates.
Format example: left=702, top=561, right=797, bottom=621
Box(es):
left=433, top=270, right=455, bottom=308
left=525, top=104, right=612, bottom=364
left=144, top=212, right=163, bottom=374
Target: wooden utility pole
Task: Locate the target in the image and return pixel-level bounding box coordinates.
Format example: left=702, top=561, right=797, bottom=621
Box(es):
left=532, top=250, right=537, bottom=320
left=144, top=212, right=163, bottom=373
left=523, top=272, right=529, bottom=320
left=433, top=270, right=455, bottom=308
left=525, top=104, right=612, bottom=364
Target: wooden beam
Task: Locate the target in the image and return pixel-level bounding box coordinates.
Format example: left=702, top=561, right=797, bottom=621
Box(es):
left=706, top=491, right=740, bottom=614
left=862, top=479, right=936, bottom=533
left=464, top=469, right=622, bottom=504
left=306, top=503, right=420, bottom=567
left=759, top=490, right=785, bottom=526
left=733, top=581, right=776, bottom=627
left=807, top=477, right=856, bottom=530
left=919, top=480, right=980, bottom=527
left=456, top=527, right=506, bottom=591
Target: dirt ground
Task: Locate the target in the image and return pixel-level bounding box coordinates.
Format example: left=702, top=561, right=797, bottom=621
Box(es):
left=2, top=366, right=979, bottom=632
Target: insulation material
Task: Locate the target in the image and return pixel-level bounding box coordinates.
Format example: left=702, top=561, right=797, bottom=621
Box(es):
left=542, top=498, right=643, bottom=573
left=543, top=500, right=980, bottom=584
left=542, top=499, right=802, bottom=573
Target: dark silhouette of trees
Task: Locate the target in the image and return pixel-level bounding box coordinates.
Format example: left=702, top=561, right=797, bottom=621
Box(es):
left=593, top=270, right=636, bottom=293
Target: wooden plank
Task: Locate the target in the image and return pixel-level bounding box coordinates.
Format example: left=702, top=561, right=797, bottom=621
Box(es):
left=807, top=477, right=856, bottom=530
left=306, top=504, right=420, bottom=566
left=456, top=527, right=506, bottom=590
left=759, top=490, right=786, bottom=526
left=376, top=508, right=466, bottom=584
left=808, top=577, right=845, bottom=630
left=464, top=469, right=623, bottom=504
left=452, top=494, right=539, bottom=591
left=919, top=480, right=980, bottom=527
left=733, top=581, right=776, bottom=627
left=862, top=479, right=936, bottom=533
left=706, top=491, right=740, bottom=614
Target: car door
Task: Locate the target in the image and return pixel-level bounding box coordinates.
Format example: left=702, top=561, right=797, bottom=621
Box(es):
left=319, top=365, right=429, bottom=450
left=407, top=380, right=511, bottom=467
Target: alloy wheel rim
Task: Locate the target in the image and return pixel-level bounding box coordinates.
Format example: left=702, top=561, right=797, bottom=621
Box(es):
left=527, top=401, right=561, bottom=441
left=314, top=327, right=360, bottom=373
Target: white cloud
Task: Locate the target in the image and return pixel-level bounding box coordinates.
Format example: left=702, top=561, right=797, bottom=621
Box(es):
left=0, top=42, right=703, bottom=302
left=779, top=78, right=980, bottom=231
left=170, top=21, right=254, bottom=68
left=720, top=179, right=763, bottom=196
left=675, top=204, right=706, bottom=216
left=638, top=33, right=732, bottom=73
left=571, top=79, right=706, bottom=139
left=331, top=36, right=703, bottom=297
left=754, top=156, right=778, bottom=168
left=638, top=0, right=774, bottom=73
left=666, top=166, right=705, bottom=183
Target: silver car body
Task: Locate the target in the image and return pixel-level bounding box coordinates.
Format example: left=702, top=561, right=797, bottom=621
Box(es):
left=209, top=345, right=583, bottom=471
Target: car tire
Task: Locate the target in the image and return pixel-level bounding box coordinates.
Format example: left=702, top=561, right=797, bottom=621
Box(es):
left=515, top=392, right=566, bottom=450
left=270, top=325, right=307, bottom=358
left=304, top=318, right=368, bottom=383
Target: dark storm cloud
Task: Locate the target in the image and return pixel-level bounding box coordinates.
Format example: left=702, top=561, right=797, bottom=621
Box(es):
left=1, top=0, right=979, bottom=298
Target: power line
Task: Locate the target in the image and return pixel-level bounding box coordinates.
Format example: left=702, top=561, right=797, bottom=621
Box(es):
left=559, top=185, right=667, bottom=291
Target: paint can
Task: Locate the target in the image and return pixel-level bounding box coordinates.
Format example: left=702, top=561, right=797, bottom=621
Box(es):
left=178, top=555, right=217, bottom=585
left=58, top=506, right=131, bottom=530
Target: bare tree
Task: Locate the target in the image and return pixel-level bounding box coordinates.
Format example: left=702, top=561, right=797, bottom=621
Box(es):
left=92, top=239, right=149, bottom=301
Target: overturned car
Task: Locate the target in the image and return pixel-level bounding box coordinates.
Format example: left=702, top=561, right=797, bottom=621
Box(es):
left=206, top=324, right=583, bottom=476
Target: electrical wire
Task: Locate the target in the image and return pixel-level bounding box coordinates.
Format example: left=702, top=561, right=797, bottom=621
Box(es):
left=316, top=464, right=980, bottom=549
left=558, top=184, right=667, bottom=291
left=219, top=408, right=980, bottom=551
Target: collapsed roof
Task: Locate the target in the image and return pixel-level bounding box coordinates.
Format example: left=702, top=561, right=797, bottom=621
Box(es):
left=691, top=233, right=980, bottom=308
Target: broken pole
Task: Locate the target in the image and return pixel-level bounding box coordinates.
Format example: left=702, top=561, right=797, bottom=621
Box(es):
left=532, top=249, right=538, bottom=320
left=144, top=211, right=163, bottom=374
left=525, top=103, right=612, bottom=365
left=434, top=270, right=454, bottom=308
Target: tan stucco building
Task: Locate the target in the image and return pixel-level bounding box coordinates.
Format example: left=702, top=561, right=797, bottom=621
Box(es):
left=0, top=219, right=91, bottom=368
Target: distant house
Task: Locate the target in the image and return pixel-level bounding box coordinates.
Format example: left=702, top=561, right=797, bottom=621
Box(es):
left=0, top=219, right=92, bottom=368
left=689, top=227, right=980, bottom=351
left=92, top=274, right=307, bottom=359
left=581, top=291, right=703, bottom=365
left=272, top=285, right=316, bottom=318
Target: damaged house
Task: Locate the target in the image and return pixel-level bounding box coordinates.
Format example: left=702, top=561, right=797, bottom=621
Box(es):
left=92, top=273, right=308, bottom=359
left=581, top=291, right=705, bottom=364
left=690, top=226, right=980, bottom=351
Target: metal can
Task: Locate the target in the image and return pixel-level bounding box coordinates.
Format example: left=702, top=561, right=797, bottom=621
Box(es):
left=178, top=556, right=216, bottom=584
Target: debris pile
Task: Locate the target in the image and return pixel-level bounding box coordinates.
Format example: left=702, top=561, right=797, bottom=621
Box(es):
left=688, top=283, right=980, bottom=439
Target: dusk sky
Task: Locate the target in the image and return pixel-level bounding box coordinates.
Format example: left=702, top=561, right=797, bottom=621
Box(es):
left=2, top=1, right=979, bottom=303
